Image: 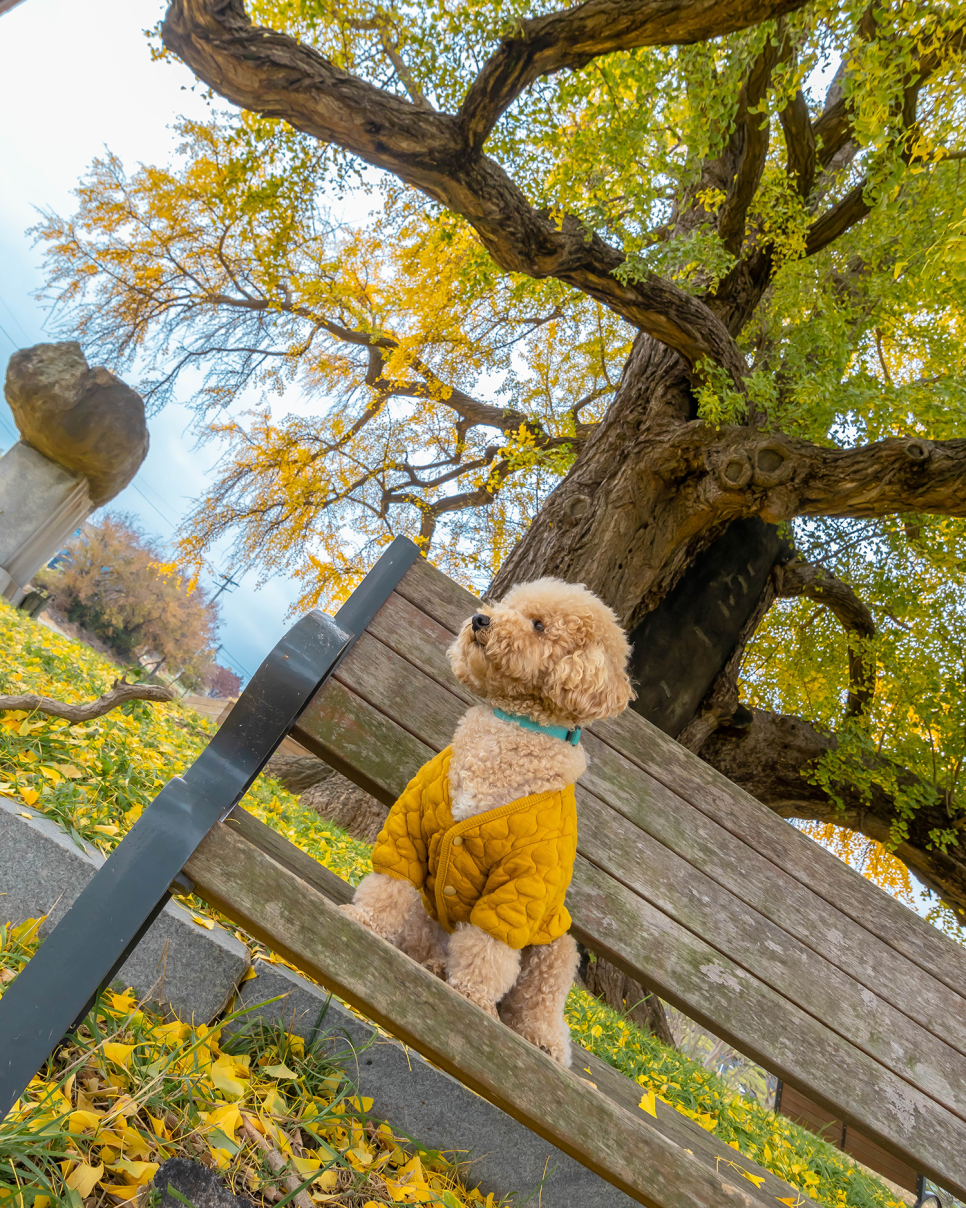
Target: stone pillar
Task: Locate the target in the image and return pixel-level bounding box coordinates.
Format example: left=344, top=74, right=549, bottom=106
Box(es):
left=0, top=342, right=148, bottom=604
left=0, top=444, right=91, bottom=604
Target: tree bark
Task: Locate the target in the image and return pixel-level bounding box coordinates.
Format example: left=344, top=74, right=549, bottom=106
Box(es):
left=580, top=953, right=676, bottom=1046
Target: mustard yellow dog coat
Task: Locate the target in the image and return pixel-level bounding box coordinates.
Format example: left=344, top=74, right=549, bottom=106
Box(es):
left=371, top=746, right=578, bottom=949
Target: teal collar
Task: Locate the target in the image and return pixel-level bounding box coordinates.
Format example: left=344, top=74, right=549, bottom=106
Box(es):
left=493, top=708, right=582, bottom=746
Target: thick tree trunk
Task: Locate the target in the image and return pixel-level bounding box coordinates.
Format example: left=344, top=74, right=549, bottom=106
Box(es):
left=491, top=336, right=714, bottom=628
left=490, top=332, right=789, bottom=735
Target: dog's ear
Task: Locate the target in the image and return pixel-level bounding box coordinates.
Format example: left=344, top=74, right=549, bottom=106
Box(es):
left=546, top=640, right=634, bottom=721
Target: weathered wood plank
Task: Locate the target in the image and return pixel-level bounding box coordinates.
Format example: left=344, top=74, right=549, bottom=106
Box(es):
left=572, top=1050, right=820, bottom=1206
left=184, top=822, right=780, bottom=1208
left=368, top=591, right=477, bottom=705
left=568, top=856, right=966, bottom=1196
left=594, top=706, right=966, bottom=1000
left=223, top=807, right=355, bottom=906
left=395, top=556, right=966, bottom=1000
left=293, top=676, right=432, bottom=805
left=394, top=556, right=478, bottom=634
left=576, top=728, right=966, bottom=1063
left=574, top=787, right=966, bottom=1122
left=293, top=642, right=966, bottom=1192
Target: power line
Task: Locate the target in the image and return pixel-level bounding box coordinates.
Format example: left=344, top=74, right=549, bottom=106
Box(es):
left=134, top=474, right=183, bottom=527
left=0, top=291, right=32, bottom=344
left=130, top=481, right=178, bottom=532
left=0, top=318, right=17, bottom=350
left=213, top=643, right=252, bottom=680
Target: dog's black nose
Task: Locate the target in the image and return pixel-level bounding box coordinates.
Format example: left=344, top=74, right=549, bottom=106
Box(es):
left=471, top=613, right=491, bottom=632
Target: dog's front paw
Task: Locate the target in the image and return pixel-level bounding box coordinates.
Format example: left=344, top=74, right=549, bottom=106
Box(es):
left=340, top=903, right=399, bottom=942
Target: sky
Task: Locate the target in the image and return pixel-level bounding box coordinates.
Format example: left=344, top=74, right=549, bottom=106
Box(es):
left=0, top=0, right=312, bottom=685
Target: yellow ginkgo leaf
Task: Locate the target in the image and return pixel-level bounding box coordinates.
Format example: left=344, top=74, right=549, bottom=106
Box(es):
left=52, top=763, right=84, bottom=778
left=241, top=965, right=258, bottom=982
left=101, top=1042, right=135, bottom=1067
left=67, top=1109, right=103, bottom=1134
left=109, top=1159, right=159, bottom=1186
left=100, top=1186, right=139, bottom=1201
left=637, top=1090, right=657, bottom=1117
left=741, top=1171, right=766, bottom=1188
left=204, top=1103, right=242, bottom=1140
left=93, top=823, right=119, bottom=836
left=10, top=917, right=44, bottom=944
left=210, top=1057, right=246, bottom=1098
left=19, top=788, right=39, bottom=806
left=191, top=914, right=215, bottom=930
left=66, top=1160, right=104, bottom=1196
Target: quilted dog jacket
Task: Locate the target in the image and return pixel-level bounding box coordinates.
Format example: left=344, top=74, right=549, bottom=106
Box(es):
left=371, top=746, right=577, bottom=949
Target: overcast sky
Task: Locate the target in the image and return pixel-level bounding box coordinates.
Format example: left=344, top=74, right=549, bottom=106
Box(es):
left=0, top=0, right=316, bottom=685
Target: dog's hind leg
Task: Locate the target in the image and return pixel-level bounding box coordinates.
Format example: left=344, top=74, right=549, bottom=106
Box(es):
left=446, top=924, right=521, bottom=1017
left=498, top=933, right=579, bottom=1066
left=395, top=897, right=448, bottom=977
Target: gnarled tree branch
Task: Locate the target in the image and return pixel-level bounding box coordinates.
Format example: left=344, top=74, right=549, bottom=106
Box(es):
left=456, top=0, right=810, bottom=152
left=161, top=0, right=762, bottom=381
left=0, top=680, right=174, bottom=724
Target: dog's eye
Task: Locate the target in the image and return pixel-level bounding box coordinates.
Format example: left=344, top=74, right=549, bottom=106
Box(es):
left=532, top=619, right=544, bottom=632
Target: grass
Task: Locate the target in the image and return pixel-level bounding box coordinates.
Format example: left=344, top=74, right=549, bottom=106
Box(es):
left=0, top=598, right=911, bottom=1208
left=0, top=917, right=498, bottom=1207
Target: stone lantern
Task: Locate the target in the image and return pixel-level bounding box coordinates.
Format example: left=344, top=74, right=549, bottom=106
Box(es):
left=0, top=342, right=149, bottom=603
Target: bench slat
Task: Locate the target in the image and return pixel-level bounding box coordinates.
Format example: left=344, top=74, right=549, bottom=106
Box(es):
left=577, top=731, right=966, bottom=1062
left=596, top=709, right=966, bottom=1001
left=568, top=858, right=966, bottom=1194
left=184, top=820, right=790, bottom=1208
left=574, top=789, right=966, bottom=1121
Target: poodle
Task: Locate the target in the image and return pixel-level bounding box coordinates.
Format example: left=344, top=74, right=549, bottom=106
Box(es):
left=342, top=576, right=633, bottom=1065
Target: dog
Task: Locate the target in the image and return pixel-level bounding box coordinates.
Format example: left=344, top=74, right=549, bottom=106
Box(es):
left=342, top=577, right=633, bottom=1065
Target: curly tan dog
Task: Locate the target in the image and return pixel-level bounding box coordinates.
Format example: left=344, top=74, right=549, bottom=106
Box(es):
left=343, top=577, right=633, bottom=1065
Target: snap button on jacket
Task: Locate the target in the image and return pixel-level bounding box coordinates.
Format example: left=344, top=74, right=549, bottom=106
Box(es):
left=371, top=747, right=578, bottom=949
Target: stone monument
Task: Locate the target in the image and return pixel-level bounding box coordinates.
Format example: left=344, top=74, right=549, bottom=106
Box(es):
left=0, top=342, right=149, bottom=604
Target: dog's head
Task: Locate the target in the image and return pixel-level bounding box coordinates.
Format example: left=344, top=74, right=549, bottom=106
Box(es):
left=448, top=577, right=634, bottom=726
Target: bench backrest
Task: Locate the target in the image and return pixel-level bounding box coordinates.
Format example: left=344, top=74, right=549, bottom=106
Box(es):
left=292, top=556, right=966, bottom=1201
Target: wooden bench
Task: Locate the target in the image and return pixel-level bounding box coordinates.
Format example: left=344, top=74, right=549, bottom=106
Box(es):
left=4, top=538, right=965, bottom=1207
left=240, top=551, right=966, bottom=1202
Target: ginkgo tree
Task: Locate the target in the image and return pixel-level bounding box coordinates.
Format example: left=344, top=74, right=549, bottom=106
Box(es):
left=37, top=0, right=966, bottom=921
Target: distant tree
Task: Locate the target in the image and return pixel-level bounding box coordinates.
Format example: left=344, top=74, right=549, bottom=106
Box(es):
left=204, top=662, right=242, bottom=698
left=36, top=515, right=218, bottom=691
